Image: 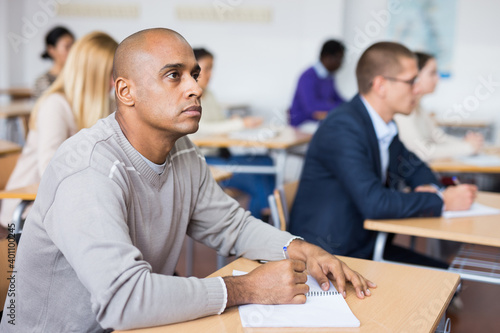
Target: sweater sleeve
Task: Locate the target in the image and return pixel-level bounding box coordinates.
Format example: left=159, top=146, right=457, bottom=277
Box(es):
left=188, top=159, right=294, bottom=261
left=36, top=94, right=75, bottom=176
left=43, top=170, right=227, bottom=330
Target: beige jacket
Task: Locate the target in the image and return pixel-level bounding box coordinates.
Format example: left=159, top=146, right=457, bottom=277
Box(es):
left=394, top=105, right=475, bottom=162
left=0, top=93, right=76, bottom=226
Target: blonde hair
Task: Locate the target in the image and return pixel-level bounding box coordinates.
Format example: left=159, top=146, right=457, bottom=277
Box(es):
left=30, top=31, right=118, bottom=131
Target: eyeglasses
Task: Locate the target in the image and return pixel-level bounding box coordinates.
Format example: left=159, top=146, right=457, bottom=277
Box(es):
left=383, top=76, right=419, bottom=86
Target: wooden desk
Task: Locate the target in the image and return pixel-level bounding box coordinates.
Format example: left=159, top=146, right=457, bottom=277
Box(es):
left=365, top=192, right=500, bottom=247
left=430, top=147, right=500, bottom=174
left=0, top=183, right=38, bottom=201
left=365, top=191, right=500, bottom=284
left=118, top=257, right=459, bottom=333
left=0, top=100, right=34, bottom=139
left=0, top=87, right=33, bottom=100
left=208, top=166, right=232, bottom=182
left=0, top=100, right=34, bottom=119
left=193, top=127, right=312, bottom=186
left=0, top=140, right=21, bottom=156
left=0, top=140, right=22, bottom=190
left=430, top=157, right=500, bottom=174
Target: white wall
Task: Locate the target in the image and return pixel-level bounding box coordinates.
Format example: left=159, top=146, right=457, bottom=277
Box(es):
left=0, top=0, right=8, bottom=91
left=5, top=0, right=345, bottom=121
left=339, top=0, right=500, bottom=142
left=4, top=0, right=500, bottom=139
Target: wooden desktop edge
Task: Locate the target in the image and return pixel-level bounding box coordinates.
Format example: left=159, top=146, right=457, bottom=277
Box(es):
left=364, top=191, right=500, bottom=247
left=192, top=129, right=312, bottom=150
left=118, top=256, right=459, bottom=333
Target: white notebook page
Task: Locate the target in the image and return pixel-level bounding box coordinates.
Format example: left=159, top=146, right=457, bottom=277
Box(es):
left=443, top=203, right=500, bottom=218
left=234, top=269, right=360, bottom=328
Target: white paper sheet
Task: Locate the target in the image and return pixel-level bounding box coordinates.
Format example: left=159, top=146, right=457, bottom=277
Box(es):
left=234, top=270, right=360, bottom=328
left=458, top=155, right=500, bottom=167
left=443, top=203, right=500, bottom=218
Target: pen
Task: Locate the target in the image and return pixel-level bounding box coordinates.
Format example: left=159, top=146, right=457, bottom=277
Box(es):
left=452, top=176, right=461, bottom=185
left=283, top=246, right=290, bottom=260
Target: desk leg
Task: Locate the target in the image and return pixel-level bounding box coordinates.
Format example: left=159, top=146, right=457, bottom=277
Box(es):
left=12, top=200, right=31, bottom=234
left=372, top=232, right=388, bottom=262
left=216, top=255, right=226, bottom=270
left=274, top=149, right=287, bottom=187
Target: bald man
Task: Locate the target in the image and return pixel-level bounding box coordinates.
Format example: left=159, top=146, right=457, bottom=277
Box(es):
left=0, top=29, right=374, bottom=332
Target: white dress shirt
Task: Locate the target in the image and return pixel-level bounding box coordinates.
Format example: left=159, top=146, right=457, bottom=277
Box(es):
left=360, top=96, right=398, bottom=184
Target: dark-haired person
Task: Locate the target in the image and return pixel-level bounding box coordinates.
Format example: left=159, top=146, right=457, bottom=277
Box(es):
left=394, top=52, right=483, bottom=162
left=191, top=47, right=272, bottom=219
left=290, top=42, right=477, bottom=267
left=33, top=26, right=74, bottom=99
left=289, top=39, right=346, bottom=130
left=192, top=48, right=262, bottom=136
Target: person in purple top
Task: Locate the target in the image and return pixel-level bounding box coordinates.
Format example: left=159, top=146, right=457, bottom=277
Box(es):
left=289, top=40, right=346, bottom=128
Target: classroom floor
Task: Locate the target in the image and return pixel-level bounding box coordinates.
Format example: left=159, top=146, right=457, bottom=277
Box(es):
left=2, top=225, right=499, bottom=332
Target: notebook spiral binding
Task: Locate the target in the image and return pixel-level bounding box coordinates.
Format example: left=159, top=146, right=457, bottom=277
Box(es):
left=306, top=291, right=340, bottom=297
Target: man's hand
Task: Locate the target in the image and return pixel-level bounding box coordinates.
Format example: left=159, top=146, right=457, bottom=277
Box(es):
left=443, top=184, right=477, bottom=211
left=414, top=184, right=439, bottom=193
left=287, top=239, right=376, bottom=299
left=223, top=259, right=309, bottom=307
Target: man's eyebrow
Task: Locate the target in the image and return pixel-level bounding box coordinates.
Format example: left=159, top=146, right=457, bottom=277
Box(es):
left=159, top=63, right=201, bottom=74
left=159, top=63, right=184, bottom=74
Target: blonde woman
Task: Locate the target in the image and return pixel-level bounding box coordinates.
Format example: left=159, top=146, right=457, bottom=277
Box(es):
left=0, top=31, right=118, bottom=227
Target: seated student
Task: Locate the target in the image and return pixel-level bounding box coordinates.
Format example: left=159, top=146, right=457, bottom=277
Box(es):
left=192, top=47, right=274, bottom=219
left=289, top=42, right=477, bottom=267
left=0, top=32, right=118, bottom=228
left=394, top=52, right=484, bottom=162
left=192, top=48, right=262, bottom=135
left=33, top=26, right=75, bottom=100
left=289, top=39, right=346, bottom=130
left=0, top=28, right=376, bottom=332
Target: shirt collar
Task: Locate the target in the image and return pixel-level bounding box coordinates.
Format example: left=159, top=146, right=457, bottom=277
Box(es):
left=360, top=96, right=398, bottom=144
left=313, top=61, right=332, bottom=79
left=137, top=151, right=167, bottom=175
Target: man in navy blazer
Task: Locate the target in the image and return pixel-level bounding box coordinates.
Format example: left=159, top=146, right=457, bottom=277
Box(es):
left=289, top=42, right=477, bottom=265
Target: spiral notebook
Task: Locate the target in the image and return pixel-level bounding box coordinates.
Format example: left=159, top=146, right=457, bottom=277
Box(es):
left=234, top=270, right=360, bottom=328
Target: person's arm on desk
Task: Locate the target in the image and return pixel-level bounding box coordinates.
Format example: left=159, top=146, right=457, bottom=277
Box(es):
left=223, top=239, right=376, bottom=308
left=415, top=184, right=477, bottom=211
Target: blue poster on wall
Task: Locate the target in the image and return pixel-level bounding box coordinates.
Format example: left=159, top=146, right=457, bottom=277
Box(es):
left=386, top=0, right=457, bottom=78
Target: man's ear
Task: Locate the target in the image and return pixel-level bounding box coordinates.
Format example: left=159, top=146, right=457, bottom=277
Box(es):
left=115, top=77, right=135, bottom=107
left=371, top=75, right=386, bottom=98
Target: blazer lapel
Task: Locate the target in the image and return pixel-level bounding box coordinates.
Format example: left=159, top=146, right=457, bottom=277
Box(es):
left=351, top=95, right=382, bottom=179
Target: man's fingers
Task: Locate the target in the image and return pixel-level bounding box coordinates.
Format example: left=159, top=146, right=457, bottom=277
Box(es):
left=308, top=262, right=331, bottom=291
left=345, top=268, right=372, bottom=299
left=290, top=259, right=306, bottom=272
left=294, top=271, right=308, bottom=284
left=328, top=261, right=346, bottom=297
left=291, top=294, right=307, bottom=304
